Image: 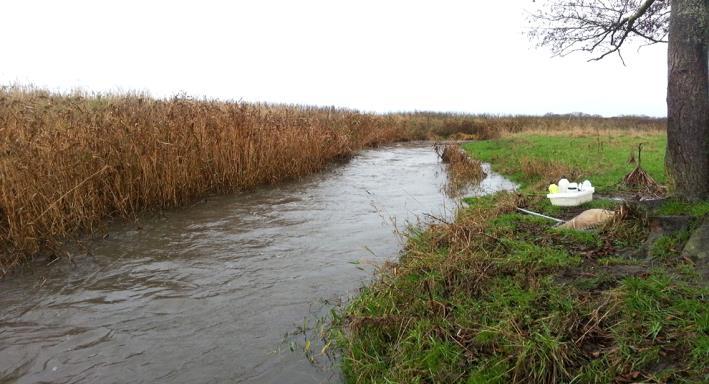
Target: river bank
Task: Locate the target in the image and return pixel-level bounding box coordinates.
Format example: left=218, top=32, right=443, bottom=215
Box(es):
left=0, top=87, right=665, bottom=274
left=331, top=132, right=708, bottom=383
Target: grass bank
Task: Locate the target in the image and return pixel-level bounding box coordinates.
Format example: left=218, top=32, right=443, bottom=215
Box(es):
left=332, top=133, right=707, bottom=383
left=0, top=86, right=665, bottom=274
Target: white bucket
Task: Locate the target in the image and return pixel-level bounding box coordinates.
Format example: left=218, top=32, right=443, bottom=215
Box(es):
left=547, top=188, right=595, bottom=206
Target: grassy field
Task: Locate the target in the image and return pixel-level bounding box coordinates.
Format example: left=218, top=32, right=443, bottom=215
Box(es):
left=463, top=133, right=667, bottom=192
left=332, top=133, right=707, bottom=383
left=0, top=86, right=665, bottom=274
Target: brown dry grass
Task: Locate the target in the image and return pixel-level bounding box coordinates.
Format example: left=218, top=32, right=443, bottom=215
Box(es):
left=434, top=143, right=486, bottom=196
left=511, top=127, right=664, bottom=138
left=0, top=86, right=666, bottom=274
left=401, top=112, right=664, bottom=140
left=519, top=157, right=581, bottom=190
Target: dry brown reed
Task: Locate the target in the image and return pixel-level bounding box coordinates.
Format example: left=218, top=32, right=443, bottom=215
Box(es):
left=434, top=143, right=486, bottom=196
left=0, top=87, right=410, bottom=272
left=0, top=86, right=666, bottom=273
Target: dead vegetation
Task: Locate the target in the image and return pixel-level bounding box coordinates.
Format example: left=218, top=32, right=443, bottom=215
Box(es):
left=520, top=156, right=581, bottom=190
left=623, top=143, right=665, bottom=197
left=0, top=87, right=410, bottom=273
left=434, top=143, right=487, bottom=196
left=401, top=112, right=665, bottom=140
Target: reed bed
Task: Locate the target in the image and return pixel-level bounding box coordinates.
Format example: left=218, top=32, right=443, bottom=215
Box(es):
left=0, top=86, right=666, bottom=273
left=0, top=88, right=409, bottom=273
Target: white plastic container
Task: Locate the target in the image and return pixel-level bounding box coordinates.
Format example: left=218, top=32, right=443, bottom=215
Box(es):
left=547, top=187, right=595, bottom=206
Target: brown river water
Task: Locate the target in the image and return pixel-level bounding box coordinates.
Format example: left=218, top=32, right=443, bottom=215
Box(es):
left=0, top=144, right=515, bottom=384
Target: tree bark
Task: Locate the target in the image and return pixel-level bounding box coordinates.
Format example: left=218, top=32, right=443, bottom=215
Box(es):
left=666, top=0, right=709, bottom=200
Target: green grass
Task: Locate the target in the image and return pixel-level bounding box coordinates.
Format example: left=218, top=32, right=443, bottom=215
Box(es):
left=656, top=199, right=709, bottom=217
left=549, top=227, right=602, bottom=248
left=462, top=134, right=667, bottom=192
left=499, top=238, right=582, bottom=269
left=331, top=133, right=707, bottom=383
left=650, top=229, right=693, bottom=260
left=331, top=194, right=707, bottom=383
left=597, top=256, right=642, bottom=266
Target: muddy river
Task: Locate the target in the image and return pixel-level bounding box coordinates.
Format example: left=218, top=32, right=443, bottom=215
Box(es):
left=0, top=144, right=515, bottom=383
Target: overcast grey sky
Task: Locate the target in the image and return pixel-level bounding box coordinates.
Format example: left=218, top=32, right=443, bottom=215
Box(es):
left=0, top=0, right=667, bottom=116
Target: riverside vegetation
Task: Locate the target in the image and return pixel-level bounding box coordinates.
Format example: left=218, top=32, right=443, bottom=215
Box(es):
left=0, top=87, right=664, bottom=274
left=331, top=131, right=708, bottom=383
left=434, top=143, right=487, bottom=196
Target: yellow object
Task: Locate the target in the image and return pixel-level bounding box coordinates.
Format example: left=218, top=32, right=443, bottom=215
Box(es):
left=548, top=184, right=560, bottom=194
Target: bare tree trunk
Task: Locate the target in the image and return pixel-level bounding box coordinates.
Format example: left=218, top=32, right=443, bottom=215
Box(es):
left=666, top=0, right=709, bottom=200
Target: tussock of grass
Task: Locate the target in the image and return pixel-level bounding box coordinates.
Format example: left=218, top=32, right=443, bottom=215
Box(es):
left=331, top=193, right=707, bottom=383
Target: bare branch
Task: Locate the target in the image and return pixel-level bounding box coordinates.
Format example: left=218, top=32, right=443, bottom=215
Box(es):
left=528, top=0, right=670, bottom=62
